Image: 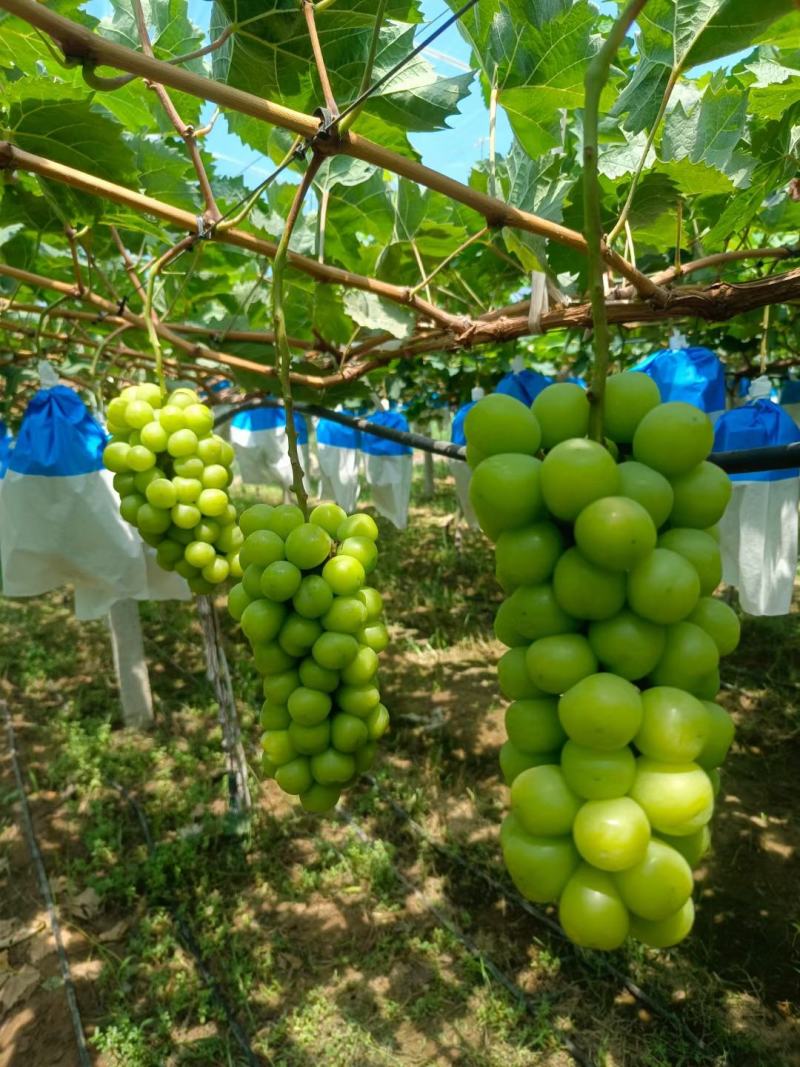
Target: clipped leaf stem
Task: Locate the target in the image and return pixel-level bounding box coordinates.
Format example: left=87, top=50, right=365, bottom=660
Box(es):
left=143, top=235, right=196, bottom=394
left=584, top=0, right=651, bottom=442
left=302, top=0, right=340, bottom=118
left=338, top=0, right=387, bottom=135
left=272, top=151, right=325, bottom=517
left=607, top=67, right=680, bottom=247
left=131, top=0, right=221, bottom=223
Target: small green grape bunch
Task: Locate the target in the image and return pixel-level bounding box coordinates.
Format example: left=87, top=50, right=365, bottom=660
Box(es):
left=102, top=381, right=243, bottom=594
left=228, top=501, right=390, bottom=814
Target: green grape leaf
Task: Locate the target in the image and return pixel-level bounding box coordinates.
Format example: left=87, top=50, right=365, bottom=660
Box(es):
left=746, top=57, right=800, bottom=119
left=661, top=85, right=749, bottom=179
left=343, top=290, right=415, bottom=339
left=2, top=89, right=136, bottom=185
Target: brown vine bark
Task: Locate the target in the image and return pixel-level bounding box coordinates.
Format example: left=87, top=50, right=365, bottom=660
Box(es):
left=0, top=0, right=663, bottom=300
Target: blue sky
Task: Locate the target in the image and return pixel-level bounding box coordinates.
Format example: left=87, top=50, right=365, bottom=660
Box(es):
left=191, top=0, right=517, bottom=186
left=84, top=0, right=735, bottom=190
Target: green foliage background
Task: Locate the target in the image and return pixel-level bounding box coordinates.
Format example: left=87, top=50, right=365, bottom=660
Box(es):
left=0, top=0, right=798, bottom=419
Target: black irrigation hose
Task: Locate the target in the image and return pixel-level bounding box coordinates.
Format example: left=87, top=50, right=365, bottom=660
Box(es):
left=337, top=805, right=597, bottom=1067
left=2, top=701, right=93, bottom=1067
left=363, top=775, right=708, bottom=1057
left=131, top=508, right=709, bottom=1056
left=108, top=780, right=262, bottom=1067
left=215, top=398, right=800, bottom=473
left=214, top=397, right=466, bottom=459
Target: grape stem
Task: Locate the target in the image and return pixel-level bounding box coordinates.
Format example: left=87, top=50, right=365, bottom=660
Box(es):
left=272, top=151, right=324, bottom=518
left=583, top=0, right=651, bottom=442
left=144, top=236, right=196, bottom=396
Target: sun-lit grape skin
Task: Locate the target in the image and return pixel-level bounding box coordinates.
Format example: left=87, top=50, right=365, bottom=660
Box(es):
left=627, top=548, right=701, bottom=625
left=103, top=383, right=240, bottom=589
left=464, top=392, right=542, bottom=457
left=222, top=499, right=391, bottom=812
left=469, top=454, right=545, bottom=539
left=633, top=401, right=714, bottom=476
left=602, top=372, right=661, bottom=444
left=540, top=438, right=620, bottom=522
left=531, top=382, right=590, bottom=449
left=559, top=864, right=630, bottom=950
left=459, top=388, right=739, bottom=949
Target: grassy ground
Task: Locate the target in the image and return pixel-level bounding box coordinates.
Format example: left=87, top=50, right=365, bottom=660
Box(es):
left=0, top=464, right=798, bottom=1067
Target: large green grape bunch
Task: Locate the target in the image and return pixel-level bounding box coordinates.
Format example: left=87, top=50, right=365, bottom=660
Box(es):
left=466, top=378, right=739, bottom=951
left=102, top=382, right=243, bottom=594
left=228, top=501, right=390, bottom=814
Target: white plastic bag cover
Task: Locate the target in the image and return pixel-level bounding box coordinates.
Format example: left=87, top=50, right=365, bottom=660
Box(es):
left=316, top=414, right=361, bottom=513
left=1, top=386, right=189, bottom=619
left=632, top=345, right=726, bottom=421
left=229, top=407, right=310, bottom=489
left=450, top=401, right=477, bottom=526
left=714, top=399, right=800, bottom=616
left=361, top=411, right=412, bottom=530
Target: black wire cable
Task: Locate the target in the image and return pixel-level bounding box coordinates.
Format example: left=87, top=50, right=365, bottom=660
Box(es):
left=108, top=780, right=262, bottom=1067
left=3, top=701, right=93, bottom=1067
left=330, top=0, right=480, bottom=131
left=337, top=805, right=598, bottom=1067
left=363, top=775, right=708, bottom=1055
left=214, top=396, right=465, bottom=459
left=214, top=396, right=800, bottom=473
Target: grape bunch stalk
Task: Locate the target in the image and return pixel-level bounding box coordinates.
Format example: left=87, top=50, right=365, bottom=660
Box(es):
left=102, top=382, right=244, bottom=594
left=228, top=501, right=390, bottom=814
left=466, top=377, right=739, bottom=950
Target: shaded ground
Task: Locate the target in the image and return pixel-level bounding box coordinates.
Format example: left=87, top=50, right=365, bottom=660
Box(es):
left=0, top=468, right=798, bottom=1067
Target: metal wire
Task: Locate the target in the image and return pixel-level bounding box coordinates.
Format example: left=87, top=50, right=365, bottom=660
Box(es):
left=330, top=0, right=480, bottom=130
left=214, top=395, right=800, bottom=473
left=337, top=804, right=598, bottom=1067
left=2, top=701, right=93, bottom=1067
left=108, top=780, right=261, bottom=1067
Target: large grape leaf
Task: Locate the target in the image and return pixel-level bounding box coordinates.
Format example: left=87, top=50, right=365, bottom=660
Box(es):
left=449, top=0, right=600, bottom=156
left=343, top=290, right=415, bottom=339
left=500, top=142, right=576, bottom=273
left=702, top=107, right=799, bottom=244
left=96, top=0, right=207, bottom=125
left=322, top=23, right=473, bottom=133
left=1, top=88, right=136, bottom=186
left=0, top=0, right=97, bottom=73
left=98, top=0, right=206, bottom=64
left=615, top=0, right=796, bottom=135
left=599, top=130, right=656, bottom=180
left=636, top=0, right=795, bottom=71
left=610, top=50, right=671, bottom=134
left=746, top=57, right=800, bottom=119
left=209, top=0, right=466, bottom=138
left=132, top=138, right=203, bottom=212
left=661, top=84, right=750, bottom=179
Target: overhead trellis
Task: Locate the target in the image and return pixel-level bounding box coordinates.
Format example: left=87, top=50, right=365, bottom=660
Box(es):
left=0, top=0, right=799, bottom=416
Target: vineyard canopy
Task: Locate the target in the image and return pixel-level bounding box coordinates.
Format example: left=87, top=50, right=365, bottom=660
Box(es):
left=0, top=0, right=799, bottom=417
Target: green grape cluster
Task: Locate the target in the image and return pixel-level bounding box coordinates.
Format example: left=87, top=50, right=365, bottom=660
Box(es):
left=102, top=382, right=243, bottom=594
left=465, top=378, right=739, bottom=951
left=228, top=501, right=390, bottom=814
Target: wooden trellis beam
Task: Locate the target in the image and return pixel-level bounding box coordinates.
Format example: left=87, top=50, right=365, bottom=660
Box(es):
left=0, top=0, right=665, bottom=302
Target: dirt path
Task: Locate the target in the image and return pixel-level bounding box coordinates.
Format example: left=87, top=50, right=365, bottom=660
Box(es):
left=0, top=705, right=120, bottom=1067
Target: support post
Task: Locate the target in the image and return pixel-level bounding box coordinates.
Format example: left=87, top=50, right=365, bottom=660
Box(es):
left=196, top=595, right=252, bottom=815
left=422, top=449, right=435, bottom=500
left=107, top=599, right=154, bottom=729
